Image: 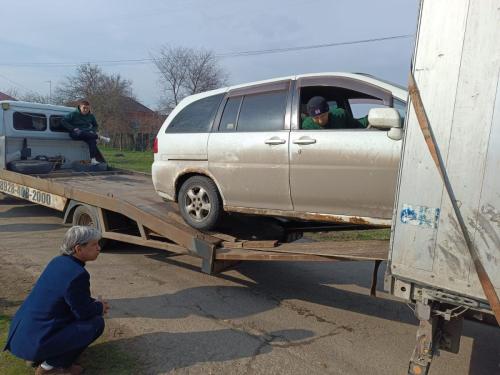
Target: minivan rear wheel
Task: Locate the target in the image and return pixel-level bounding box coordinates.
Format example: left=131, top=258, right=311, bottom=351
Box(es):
left=178, top=176, right=222, bottom=231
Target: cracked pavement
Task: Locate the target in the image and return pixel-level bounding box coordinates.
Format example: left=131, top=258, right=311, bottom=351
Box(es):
left=1, top=197, right=499, bottom=374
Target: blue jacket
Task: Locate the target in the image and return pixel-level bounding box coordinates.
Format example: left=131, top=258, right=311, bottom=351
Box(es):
left=4, top=255, right=103, bottom=361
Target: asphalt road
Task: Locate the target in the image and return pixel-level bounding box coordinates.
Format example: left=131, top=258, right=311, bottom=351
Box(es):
left=1, top=197, right=499, bottom=375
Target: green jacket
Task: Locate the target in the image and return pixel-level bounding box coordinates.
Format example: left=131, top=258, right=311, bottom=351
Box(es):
left=61, top=109, right=99, bottom=132
left=302, top=108, right=368, bottom=130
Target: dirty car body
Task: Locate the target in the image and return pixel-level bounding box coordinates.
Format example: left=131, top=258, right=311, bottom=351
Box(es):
left=152, top=73, right=408, bottom=230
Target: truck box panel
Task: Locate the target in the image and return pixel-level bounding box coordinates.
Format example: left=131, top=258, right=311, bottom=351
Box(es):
left=390, top=0, right=500, bottom=301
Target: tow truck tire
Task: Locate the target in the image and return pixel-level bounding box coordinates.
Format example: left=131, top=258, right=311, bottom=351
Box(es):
left=72, top=205, right=98, bottom=227
left=8, top=160, right=54, bottom=174
left=72, top=205, right=108, bottom=248
left=178, top=176, right=222, bottom=231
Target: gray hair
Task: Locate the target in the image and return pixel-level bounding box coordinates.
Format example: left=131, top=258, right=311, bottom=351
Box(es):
left=60, top=226, right=101, bottom=255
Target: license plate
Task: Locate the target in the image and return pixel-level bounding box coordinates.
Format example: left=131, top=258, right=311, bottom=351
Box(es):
left=0, top=178, right=67, bottom=211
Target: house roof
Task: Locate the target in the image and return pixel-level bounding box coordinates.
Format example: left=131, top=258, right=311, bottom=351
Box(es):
left=119, top=96, right=155, bottom=114
left=0, top=91, right=17, bottom=101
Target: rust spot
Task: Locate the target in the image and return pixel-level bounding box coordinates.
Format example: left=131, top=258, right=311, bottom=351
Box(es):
left=225, top=206, right=390, bottom=227
left=348, top=216, right=371, bottom=225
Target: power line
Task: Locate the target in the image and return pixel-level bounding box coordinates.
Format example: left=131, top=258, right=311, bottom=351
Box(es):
left=217, top=34, right=414, bottom=57
left=0, top=59, right=151, bottom=68
left=0, top=72, right=33, bottom=91
left=0, top=34, right=413, bottom=68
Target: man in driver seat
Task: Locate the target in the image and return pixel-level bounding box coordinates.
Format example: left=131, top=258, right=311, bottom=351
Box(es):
left=302, top=96, right=368, bottom=130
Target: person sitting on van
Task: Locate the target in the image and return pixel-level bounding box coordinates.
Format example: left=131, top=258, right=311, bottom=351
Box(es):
left=302, top=96, right=369, bottom=130
left=61, top=100, right=109, bottom=165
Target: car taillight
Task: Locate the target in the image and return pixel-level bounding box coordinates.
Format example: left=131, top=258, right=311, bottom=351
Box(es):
left=153, top=137, right=158, bottom=154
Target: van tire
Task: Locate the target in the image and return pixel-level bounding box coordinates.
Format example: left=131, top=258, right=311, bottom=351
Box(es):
left=178, top=176, right=222, bottom=231
left=8, top=160, right=54, bottom=174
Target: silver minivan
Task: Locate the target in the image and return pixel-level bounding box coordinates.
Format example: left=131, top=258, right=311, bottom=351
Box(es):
left=152, top=73, right=407, bottom=230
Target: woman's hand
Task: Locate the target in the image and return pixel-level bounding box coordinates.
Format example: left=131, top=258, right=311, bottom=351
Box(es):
left=102, top=300, right=110, bottom=315
left=98, top=295, right=110, bottom=315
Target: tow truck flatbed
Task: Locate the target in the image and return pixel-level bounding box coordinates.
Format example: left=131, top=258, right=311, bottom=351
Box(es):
left=0, top=167, right=388, bottom=276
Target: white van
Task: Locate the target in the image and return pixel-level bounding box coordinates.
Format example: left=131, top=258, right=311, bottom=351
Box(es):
left=0, top=101, right=105, bottom=173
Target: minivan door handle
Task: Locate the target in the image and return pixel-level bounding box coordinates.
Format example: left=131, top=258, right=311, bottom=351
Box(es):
left=264, top=137, right=286, bottom=145
left=293, top=137, right=316, bottom=145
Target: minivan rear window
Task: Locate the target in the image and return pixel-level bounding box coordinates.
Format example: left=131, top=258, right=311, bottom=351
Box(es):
left=166, top=94, right=223, bottom=133
left=13, top=112, right=47, bottom=131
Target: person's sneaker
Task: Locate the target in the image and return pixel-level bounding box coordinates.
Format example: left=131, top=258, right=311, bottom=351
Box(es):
left=99, top=135, right=111, bottom=143
left=90, top=158, right=100, bottom=165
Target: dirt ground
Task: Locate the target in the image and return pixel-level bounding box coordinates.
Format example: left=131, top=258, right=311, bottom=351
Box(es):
left=1, top=197, right=500, bottom=375
left=0, top=253, right=35, bottom=316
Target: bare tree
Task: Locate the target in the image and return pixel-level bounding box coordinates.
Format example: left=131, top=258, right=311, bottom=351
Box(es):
left=186, top=50, right=227, bottom=94
left=55, top=64, right=132, bottom=102
left=152, top=46, right=228, bottom=112
left=55, top=64, right=106, bottom=102
left=152, top=47, right=190, bottom=109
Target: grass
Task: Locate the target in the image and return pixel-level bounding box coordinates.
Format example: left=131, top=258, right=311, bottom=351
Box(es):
left=0, top=314, right=138, bottom=375
left=100, top=146, right=153, bottom=174
left=0, top=315, right=31, bottom=375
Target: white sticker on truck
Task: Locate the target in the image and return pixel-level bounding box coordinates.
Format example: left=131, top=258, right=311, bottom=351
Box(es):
left=0, top=178, right=67, bottom=211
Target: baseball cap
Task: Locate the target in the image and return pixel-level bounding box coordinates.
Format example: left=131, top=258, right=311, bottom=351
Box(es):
left=307, top=96, right=329, bottom=117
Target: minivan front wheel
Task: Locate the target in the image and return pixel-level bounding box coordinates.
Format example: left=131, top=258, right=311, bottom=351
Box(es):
left=178, top=176, right=222, bottom=230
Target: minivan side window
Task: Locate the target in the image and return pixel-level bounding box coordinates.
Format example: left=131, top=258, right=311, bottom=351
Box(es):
left=348, top=98, right=407, bottom=123
left=166, top=94, right=223, bottom=133
left=218, top=97, right=242, bottom=132
left=348, top=98, right=385, bottom=118
left=13, top=112, right=47, bottom=131
left=49, top=115, right=68, bottom=132
left=237, top=91, right=287, bottom=132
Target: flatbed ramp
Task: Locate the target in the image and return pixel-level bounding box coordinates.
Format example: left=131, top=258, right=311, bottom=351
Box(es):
left=0, top=168, right=388, bottom=275
left=217, top=240, right=388, bottom=261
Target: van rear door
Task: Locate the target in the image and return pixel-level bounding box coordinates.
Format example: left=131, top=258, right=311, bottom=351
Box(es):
left=208, top=80, right=293, bottom=210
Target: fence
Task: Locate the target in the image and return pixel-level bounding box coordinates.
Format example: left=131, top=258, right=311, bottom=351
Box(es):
left=108, top=132, right=156, bottom=151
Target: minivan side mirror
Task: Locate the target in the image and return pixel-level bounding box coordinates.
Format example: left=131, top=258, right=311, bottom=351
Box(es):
left=368, top=107, right=403, bottom=140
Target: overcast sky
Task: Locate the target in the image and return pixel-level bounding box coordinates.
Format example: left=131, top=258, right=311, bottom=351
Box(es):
left=0, top=0, right=419, bottom=108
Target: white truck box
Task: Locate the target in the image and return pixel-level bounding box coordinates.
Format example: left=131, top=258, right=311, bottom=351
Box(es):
left=386, top=0, right=499, bottom=373
left=389, top=0, right=499, bottom=311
